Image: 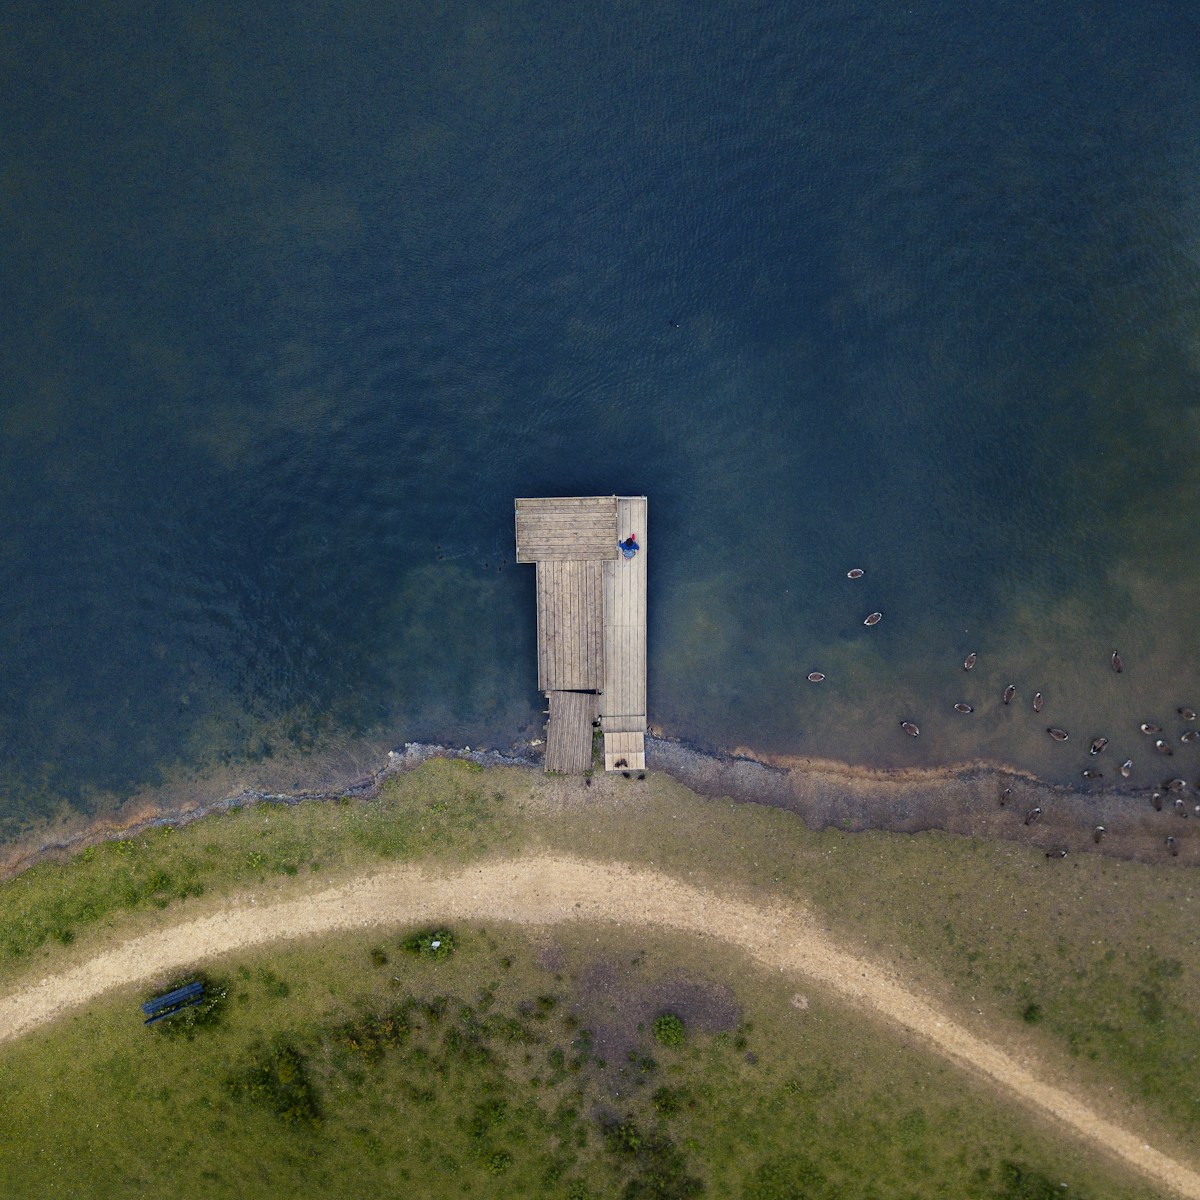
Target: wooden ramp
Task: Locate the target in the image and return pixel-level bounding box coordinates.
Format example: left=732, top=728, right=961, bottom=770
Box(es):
left=544, top=690, right=596, bottom=774
left=516, top=495, right=648, bottom=774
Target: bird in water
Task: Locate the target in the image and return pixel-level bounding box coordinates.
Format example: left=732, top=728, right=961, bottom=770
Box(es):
left=1024, top=807, right=1042, bottom=825
left=863, top=612, right=882, bottom=626
left=1151, top=790, right=1164, bottom=811
left=1165, top=778, right=1187, bottom=792
left=1093, top=825, right=1105, bottom=844
left=1178, top=706, right=1197, bottom=721
left=1033, top=692, right=1044, bottom=713
left=846, top=568, right=864, bottom=579
left=807, top=672, right=825, bottom=683
left=1082, top=769, right=1102, bottom=780
left=1047, top=727, right=1069, bottom=742
left=901, top=721, right=920, bottom=737
left=963, top=652, right=977, bottom=671
left=1155, top=738, right=1173, bottom=756
left=1003, top=684, right=1016, bottom=705
left=1089, top=737, right=1109, bottom=755
left=1111, top=650, right=1123, bottom=673
left=954, top=702, right=974, bottom=714
left=1140, top=722, right=1162, bottom=735
left=1120, top=759, right=1133, bottom=777
left=1182, top=730, right=1200, bottom=744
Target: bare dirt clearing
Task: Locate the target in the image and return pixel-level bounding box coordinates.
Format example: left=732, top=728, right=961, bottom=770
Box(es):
left=1, top=853, right=1196, bottom=1198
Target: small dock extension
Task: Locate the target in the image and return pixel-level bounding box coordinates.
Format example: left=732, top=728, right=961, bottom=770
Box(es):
left=515, top=495, right=647, bottom=773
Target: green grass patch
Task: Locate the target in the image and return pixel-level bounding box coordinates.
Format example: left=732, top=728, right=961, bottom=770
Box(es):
left=0, top=760, right=516, bottom=973
left=0, top=924, right=1159, bottom=1199
left=1, top=759, right=1197, bottom=1151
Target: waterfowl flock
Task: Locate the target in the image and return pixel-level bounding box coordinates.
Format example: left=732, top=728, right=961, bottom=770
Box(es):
left=803, top=568, right=1196, bottom=858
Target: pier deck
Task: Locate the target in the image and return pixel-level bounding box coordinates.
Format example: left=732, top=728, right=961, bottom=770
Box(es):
left=515, top=495, right=647, bottom=773
left=599, top=496, right=647, bottom=768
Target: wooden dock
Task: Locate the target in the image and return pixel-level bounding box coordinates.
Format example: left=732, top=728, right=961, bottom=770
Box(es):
left=515, top=496, right=647, bottom=773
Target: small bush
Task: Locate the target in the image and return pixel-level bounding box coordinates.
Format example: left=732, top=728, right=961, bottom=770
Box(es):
left=401, top=929, right=456, bottom=960
left=996, top=1160, right=1065, bottom=1200
left=226, top=1039, right=322, bottom=1126
left=652, top=1086, right=687, bottom=1116
left=652, top=1013, right=686, bottom=1048
left=486, top=1150, right=512, bottom=1175
left=1022, top=1003, right=1042, bottom=1024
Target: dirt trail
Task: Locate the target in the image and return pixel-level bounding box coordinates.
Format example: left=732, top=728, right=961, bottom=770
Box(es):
left=0, top=854, right=1196, bottom=1198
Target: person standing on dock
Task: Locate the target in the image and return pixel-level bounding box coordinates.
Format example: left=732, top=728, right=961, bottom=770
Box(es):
left=619, top=533, right=639, bottom=559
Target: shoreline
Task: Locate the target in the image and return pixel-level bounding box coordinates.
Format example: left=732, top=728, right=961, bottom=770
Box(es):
left=0, top=731, right=1191, bottom=886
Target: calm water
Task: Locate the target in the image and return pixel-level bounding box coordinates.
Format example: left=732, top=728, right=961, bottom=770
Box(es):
left=2, top=2, right=1199, bottom=839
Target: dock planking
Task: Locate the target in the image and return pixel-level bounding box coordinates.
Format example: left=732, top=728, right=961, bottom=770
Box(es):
left=515, top=496, right=617, bottom=563
left=599, top=497, right=646, bottom=767
left=535, top=560, right=603, bottom=691
left=516, top=495, right=647, bottom=773
left=544, top=690, right=596, bottom=774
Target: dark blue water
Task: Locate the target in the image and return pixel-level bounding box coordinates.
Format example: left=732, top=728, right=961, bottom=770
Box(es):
left=2, top=2, right=1199, bottom=839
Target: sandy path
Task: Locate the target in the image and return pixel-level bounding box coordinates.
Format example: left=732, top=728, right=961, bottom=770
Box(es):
left=0, top=854, right=1195, bottom=1198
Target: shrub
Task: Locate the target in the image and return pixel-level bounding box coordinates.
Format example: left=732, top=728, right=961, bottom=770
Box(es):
left=652, top=1013, right=686, bottom=1048
left=652, top=1086, right=689, bottom=1116
left=226, top=1039, right=322, bottom=1126
left=996, top=1160, right=1067, bottom=1200
left=402, top=929, right=456, bottom=960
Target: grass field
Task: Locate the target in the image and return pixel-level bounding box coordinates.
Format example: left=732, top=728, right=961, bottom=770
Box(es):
left=0, top=920, right=1163, bottom=1198
left=0, top=757, right=1196, bottom=1194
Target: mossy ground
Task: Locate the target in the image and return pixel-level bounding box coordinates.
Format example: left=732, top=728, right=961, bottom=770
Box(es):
left=0, top=758, right=1196, bottom=1193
